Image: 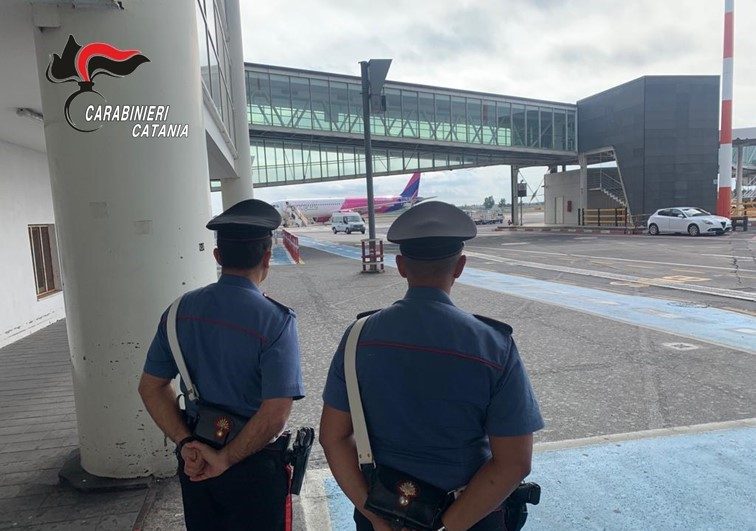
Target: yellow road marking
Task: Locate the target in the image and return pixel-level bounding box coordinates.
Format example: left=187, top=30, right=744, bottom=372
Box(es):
left=724, top=307, right=756, bottom=317
left=660, top=275, right=710, bottom=283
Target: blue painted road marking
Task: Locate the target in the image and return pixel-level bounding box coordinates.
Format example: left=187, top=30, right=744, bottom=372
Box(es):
left=298, top=236, right=756, bottom=353
left=271, top=243, right=295, bottom=266
left=317, top=427, right=756, bottom=530
left=528, top=427, right=756, bottom=530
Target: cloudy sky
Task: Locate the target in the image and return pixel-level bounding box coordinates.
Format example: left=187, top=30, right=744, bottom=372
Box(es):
left=234, top=0, right=755, bottom=207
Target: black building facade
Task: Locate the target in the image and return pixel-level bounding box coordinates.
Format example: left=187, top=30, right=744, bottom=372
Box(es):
left=578, top=76, right=720, bottom=216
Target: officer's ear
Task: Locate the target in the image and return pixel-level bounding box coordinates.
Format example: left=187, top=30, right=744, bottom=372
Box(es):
left=452, top=254, right=466, bottom=279
left=261, top=247, right=272, bottom=270
left=213, top=248, right=222, bottom=266
left=395, top=255, right=409, bottom=278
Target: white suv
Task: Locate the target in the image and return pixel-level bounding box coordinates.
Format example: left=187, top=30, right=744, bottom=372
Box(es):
left=647, top=207, right=732, bottom=236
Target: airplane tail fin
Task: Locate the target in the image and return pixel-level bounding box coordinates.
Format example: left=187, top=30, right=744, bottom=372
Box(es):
left=400, top=172, right=421, bottom=204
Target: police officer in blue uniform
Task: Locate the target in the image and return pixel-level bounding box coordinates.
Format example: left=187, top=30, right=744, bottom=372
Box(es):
left=138, top=199, right=304, bottom=531
left=320, top=201, right=544, bottom=531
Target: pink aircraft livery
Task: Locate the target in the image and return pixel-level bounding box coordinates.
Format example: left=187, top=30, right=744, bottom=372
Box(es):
left=272, top=172, right=422, bottom=222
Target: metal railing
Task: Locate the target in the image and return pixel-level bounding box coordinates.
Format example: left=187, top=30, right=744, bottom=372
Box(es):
left=361, top=239, right=384, bottom=273
left=587, top=168, right=628, bottom=208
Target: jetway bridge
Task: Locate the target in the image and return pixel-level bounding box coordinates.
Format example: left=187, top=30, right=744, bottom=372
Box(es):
left=245, top=63, right=577, bottom=187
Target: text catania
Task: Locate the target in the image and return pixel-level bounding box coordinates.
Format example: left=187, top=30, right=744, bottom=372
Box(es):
left=85, top=105, right=188, bottom=138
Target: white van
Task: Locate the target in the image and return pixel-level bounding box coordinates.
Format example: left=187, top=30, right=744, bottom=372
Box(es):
left=330, top=211, right=366, bottom=234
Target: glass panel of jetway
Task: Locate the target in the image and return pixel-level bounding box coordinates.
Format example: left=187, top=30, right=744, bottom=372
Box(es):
left=250, top=139, right=511, bottom=187
left=246, top=67, right=576, bottom=149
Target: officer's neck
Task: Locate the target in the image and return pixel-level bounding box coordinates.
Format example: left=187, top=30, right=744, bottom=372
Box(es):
left=406, top=278, right=454, bottom=295
left=221, top=267, right=266, bottom=287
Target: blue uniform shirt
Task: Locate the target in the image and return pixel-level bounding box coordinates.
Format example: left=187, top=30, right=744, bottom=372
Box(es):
left=323, top=287, right=544, bottom=491
left=144, top=274, right=305, bottom=419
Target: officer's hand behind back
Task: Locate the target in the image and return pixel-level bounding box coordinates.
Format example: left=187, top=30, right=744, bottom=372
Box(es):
left=184, top=441, right=231, bottom=482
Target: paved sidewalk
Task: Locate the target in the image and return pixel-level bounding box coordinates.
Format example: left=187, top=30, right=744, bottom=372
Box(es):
left=305, top=422, right=756, bottom=530
left=0, top=320, right=148, bottom=530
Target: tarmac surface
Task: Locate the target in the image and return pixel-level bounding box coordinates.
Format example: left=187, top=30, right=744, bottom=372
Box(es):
left=1, top=218, right=754, bottom=529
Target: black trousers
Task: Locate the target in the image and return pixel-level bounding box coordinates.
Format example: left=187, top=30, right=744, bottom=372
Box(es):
left=178, top=450, right=290, bottom=531
left=353, top=506, right=508, bottom=531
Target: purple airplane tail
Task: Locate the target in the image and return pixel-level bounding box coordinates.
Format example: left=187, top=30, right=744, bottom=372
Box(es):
left=400, top=172, right=421, bottom=204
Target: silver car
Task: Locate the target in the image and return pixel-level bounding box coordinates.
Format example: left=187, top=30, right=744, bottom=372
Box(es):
left=647, top=207, right=732, bottom=236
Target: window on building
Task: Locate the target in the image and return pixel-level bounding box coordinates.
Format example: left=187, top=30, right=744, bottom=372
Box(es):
left=28, top=225, right=60, bottom=298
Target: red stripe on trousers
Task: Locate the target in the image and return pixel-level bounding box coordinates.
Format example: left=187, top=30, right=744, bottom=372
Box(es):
left=285, top=464, right=293, bottom=531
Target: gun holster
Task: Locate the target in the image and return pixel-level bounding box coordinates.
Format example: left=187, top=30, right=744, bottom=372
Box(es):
left=286, top=427, right=315, bottom=495
left=504, top=482, right=541, bottom=531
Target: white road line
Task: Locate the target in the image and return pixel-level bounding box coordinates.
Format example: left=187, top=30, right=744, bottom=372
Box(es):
left=473, top=246, right=756, bottom=273
left=535, top=418, right=756, bottom=452
left=702, top=253, right=754, bottom=260
left=464, top=250, right=756, bottom=302
left=301, top=468, right=333, bottom=531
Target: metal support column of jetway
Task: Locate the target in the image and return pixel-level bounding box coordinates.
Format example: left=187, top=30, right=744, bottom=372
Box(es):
left=220, top=0, right=254, bottom=208
left=510, top=165, right=520, bottom=226
left=735, top=144, right=744, bottom=210
left=578, top=153, right=588, bottom=212
left=32, top=3, right=217, bottom=478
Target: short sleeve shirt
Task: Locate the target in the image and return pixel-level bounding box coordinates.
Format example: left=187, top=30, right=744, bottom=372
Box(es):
left=144, top=274, right=305, bottom=418
left=322, top=287, right=543, bottom=491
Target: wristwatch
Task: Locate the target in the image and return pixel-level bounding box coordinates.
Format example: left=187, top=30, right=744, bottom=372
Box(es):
left=175, top=435, right=195, bottom=456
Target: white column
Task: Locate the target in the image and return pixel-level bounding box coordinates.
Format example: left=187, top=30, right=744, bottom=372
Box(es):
left=735, top=144, right=743, bottom=210
left=578, top=153, right=588, bottom=211
left=32, top=2, right=217, bottom=478
left=510, top=166, right=520, bottom=226
left=221, top=0, right=254, bottom=208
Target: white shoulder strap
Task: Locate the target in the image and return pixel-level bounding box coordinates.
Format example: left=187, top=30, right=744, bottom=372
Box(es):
left=344, top=315, right=374, bottom=467
left=166, top=295, right=199, bottom=402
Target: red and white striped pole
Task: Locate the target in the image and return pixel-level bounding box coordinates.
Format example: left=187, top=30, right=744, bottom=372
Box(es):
left=717, top=0, right=734, bottom=217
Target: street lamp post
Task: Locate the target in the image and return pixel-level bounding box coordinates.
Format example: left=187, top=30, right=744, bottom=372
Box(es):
left=359, top=59, right=391, bottom=272
left=360, top=61, right=377, bottom=241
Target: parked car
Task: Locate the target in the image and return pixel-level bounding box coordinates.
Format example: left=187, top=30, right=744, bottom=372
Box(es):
left=330, top=211, right=366, bottom=234
left=647, top=207, right=732, bottom=236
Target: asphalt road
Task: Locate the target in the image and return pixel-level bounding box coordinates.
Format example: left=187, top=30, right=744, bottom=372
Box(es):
left=266, top=226, right=756, bottom=469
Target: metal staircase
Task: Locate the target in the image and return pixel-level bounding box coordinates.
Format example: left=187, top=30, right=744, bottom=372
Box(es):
left=282, top=203, right=310, bottom=227
left=588, top=168, right=628, bottom=208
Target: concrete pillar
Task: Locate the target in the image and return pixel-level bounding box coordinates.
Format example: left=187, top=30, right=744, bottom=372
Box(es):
left=32, top=2, right=217, bottom=478
left=735, top=144, right=743, bottom=212
left=220, top=0, right=254, bottom=209
left=510, top=165, right=520, bottom=226
left=578, top=153, right=588, bottom=211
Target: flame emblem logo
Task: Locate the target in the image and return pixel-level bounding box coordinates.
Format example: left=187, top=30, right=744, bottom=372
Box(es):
left=46, top=35, right=149, bottom=132
left=214, top=417, right=232, bottom=440
left=397, top=481, right=419, bottom=507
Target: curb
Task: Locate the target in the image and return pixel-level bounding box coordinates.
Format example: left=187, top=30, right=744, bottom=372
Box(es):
left=496, top=226, right=643, bottom=235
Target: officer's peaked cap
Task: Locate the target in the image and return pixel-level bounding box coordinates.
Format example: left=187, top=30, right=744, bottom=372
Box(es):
left=387, top=201, right=476, bottom=260
left=206, top=199, right=281, bottom=241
